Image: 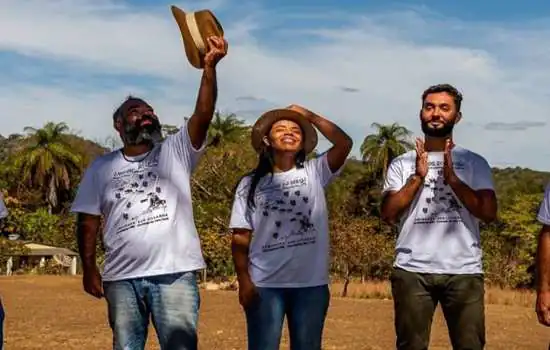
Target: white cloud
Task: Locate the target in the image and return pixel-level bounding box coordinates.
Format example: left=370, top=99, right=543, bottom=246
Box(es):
left=0, top=0, right=549, bottom=170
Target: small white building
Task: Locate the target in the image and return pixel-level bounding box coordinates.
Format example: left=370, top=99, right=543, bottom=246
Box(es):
left=5, top=242, right=78, bottom=276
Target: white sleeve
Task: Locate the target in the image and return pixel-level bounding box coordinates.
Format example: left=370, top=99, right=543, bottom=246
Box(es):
left=164, top=119, right=207, bottom=172
left=305, top=152, right=343, bottom=187
left=382, top=158, right=404, bottom=194
left=471, top=156, right=495, bottom=191
left=538, top=183, right=550, bottom=225
left=228, top=177, right=254, bottom=231
left=70, top=162, right=102, bottom=216
left=0, top=193, right=8, bottom=219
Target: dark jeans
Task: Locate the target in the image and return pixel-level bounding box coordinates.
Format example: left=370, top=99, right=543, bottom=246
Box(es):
left=0, top=298, right=4, bottom=350
left=103, top=271, right=200, bottom=350
left=390, top=267, right=485, bottom=350
left=244, top=285, right=330, bottom=350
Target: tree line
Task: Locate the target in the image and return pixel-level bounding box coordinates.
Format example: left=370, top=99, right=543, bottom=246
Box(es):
left=0, top=114, right=548, bottom=293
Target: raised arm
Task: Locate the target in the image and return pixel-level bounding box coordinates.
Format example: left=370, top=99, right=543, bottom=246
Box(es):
left=444, top=140, right=497, bottom=223
left=288, top=105, right=353, bottom=172
left=381, top=176, right=424, bottom=225
left=381, top=139, right=427, bottom=224
left=445, top=180, right=497, bottom=223
left=187, top=36, right=228, bottom=149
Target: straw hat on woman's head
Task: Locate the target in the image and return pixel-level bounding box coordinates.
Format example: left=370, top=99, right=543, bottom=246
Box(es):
left=251, top=108, right=318, bottom=154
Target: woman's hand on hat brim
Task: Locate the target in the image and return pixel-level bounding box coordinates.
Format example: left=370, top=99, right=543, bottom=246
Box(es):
left=287, top=104, right=313, bottom=120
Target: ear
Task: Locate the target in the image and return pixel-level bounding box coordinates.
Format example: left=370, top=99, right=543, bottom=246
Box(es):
left=262, top=135, right=270, bottom=146
left=114, top=118, right=123, bottom=133
left=455, top=111, right=462, bottom=124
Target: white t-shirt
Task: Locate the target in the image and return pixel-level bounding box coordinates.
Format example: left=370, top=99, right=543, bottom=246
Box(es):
left=0, top=193, right=7, bottom=219
left=537, top=183, right=550, bottom=225
left=229, top=153, right=341, bottom=288
left=382, top=146, right=495, bottom=274
left=70, top=120, right=207, bottom=282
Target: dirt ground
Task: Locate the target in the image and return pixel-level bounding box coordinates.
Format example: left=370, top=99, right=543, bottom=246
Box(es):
left=0, top=276, right=548, bottom=349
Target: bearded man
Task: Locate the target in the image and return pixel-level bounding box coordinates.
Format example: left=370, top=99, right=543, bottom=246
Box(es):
left=70, top=36, right=227, bottom=350
left=380, top=84, right=497, bottom=350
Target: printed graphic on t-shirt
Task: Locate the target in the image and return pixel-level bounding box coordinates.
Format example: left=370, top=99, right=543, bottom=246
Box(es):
left=414, top=159, right=465, bottom=225
left=251, top=175, right=317, bottom=253
left=111, top=153, right=170, bottom=234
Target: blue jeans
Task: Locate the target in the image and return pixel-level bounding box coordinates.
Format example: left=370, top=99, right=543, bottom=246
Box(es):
left=103, top=271, right=200, bottom=350
left=245, top=284, right=330, bottom=350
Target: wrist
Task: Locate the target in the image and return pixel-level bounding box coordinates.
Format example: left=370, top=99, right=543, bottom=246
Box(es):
left=447, top=174, right=461, bottom=187
left=305, top=111, right=317, bottom=122
left=203, top=63, right=217, bottom=72
left=237, top=273, right=252, bottom=284
left=81, top=262, right=97, bottom=272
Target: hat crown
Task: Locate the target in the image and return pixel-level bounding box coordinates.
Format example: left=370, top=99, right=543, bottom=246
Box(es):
left=171, top=5, right=224, bottom=69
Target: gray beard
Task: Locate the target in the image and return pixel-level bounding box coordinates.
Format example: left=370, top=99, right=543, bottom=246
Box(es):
left=131, top=129, right=162, bottom=145
left=122, top=119, right=163, bottom=146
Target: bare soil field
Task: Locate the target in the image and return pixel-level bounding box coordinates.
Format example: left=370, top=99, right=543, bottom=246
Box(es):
left=0, top=276, right=548, bottom=349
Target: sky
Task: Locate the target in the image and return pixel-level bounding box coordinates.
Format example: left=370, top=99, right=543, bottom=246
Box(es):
left=1, top=0, right=550, bottom=170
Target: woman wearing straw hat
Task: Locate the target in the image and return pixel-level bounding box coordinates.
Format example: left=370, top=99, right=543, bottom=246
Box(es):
left=229, top=105, right=353, bottom=350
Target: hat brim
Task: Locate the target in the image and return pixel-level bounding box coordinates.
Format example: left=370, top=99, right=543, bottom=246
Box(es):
left=251, top=109, right=318, bottom=154
left=171, top=6, right=224, bottom=69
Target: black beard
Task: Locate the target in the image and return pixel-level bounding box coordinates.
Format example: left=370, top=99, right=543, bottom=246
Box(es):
left=421, top=121, right=455, bottom=138
left=123, top=116, right=162, bottom=145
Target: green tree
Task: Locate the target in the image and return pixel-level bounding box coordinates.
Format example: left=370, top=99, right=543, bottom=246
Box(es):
left=162, top=112, right=249, bottom=147
left=12, top=122, right=82, bottom=213
left=208, top=112, right=249, bottom=146
left=482, top=193, right=543, bottom=288
left=360, top=122, right=413, bottom=177
left=161, top=124, right=179, bottom=136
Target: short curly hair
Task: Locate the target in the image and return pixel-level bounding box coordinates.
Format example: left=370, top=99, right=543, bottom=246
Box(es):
left=112, top=95, right=148, bottom=122
left=421, top=84, right=463, bottom=112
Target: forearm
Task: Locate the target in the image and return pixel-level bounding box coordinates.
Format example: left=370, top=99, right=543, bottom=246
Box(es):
left=307, top=112, right=352, bottom=148
left=194, top=66, right=217, bottom=118
left=231, top=234, right=252, bottom=282
left=448, top=177, right=496, bottom=222
left=77, top=235, right=97, bottom=270
left=188, top=66, right=218, bottom=148
left=305, top=110, right=352, bottom=172
left=76, top=218, right=99, bottom=270
left=537, top=228, right=550, bottom=293
left=381, top=175, right=423, bottom=224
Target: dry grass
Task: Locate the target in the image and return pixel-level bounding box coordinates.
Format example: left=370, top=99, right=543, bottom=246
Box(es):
left=330, top=281, right=537, bottom=308
left=1, top=276, right=548, bottom=350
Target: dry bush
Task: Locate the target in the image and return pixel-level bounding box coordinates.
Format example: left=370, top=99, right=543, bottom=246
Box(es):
left=329, top=281, right=536, bottom=307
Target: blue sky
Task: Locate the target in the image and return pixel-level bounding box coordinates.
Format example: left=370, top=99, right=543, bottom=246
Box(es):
left=1, top=0, right=550, bottom=170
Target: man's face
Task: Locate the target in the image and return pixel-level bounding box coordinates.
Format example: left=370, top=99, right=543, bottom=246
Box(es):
left=115, top=99, right=162, bottom=145
left=420, top=92, right=461, bottom=138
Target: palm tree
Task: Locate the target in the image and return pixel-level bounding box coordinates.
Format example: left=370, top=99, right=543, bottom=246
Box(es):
left=360, top=122, right=414, bottom=178
left=208, top=112, right=249, bottom=146
left=161, top=113, right=249, bottom=147
left=13, top=122, right=82, bottom=213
